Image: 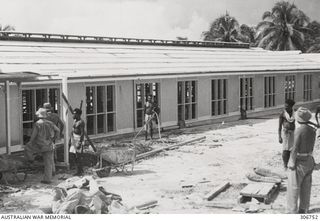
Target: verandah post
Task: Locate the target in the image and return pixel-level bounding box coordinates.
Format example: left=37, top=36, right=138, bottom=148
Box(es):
left=61, top=75, right=69, bottom=167
left=5, top=80, right=11, bottom=154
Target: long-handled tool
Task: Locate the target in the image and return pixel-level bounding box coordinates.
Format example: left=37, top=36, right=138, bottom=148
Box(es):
left=133, top=115, right=154, bottom=140
left=133, top=110, right=163, bottom=142
left=61, top=93, right=97, bottom=152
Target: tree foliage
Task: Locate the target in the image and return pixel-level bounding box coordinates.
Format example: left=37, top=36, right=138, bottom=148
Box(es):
left=305, top=21, right=320, bottom=52
left=202, top=12, right=253, bottom=43
left=256, top=1, right=310, bottom=51
left=0, top=24, right=15, bottom=31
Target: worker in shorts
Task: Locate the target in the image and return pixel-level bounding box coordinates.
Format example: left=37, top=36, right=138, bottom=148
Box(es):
left=69, top=108, right=85, bottom=176
left=278, top=99, right=295, bottom=169
left=144, top=95, right=159, bottom=141
left=144, top=95, right=154, bottom=140
left=287, top=107, right=317, bottom=214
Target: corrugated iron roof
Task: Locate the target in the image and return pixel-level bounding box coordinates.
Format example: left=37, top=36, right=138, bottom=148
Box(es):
left=301, top=53, right=320, bottom=63
left=0, top=40, right=319, bottom=80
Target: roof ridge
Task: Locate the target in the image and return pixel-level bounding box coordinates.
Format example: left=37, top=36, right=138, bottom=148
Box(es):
left=0, top=31, right=250, bottom=49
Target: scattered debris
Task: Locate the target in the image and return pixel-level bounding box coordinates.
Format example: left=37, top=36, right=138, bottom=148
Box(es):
left=205, top=182, right=231, bottom=201
left=136, top=136, right=206, bottom=160
left=0, top=154, right=27, bottom=184
left=0, top=185, right=20, bottom=194
left=198, top=180, right=211, bottom=184
left=51, top=176, right=124, bottom=214
left=206, top=200, right=273, bottom=213
left=209, top=144, right=222, bottom=149
left=182, top=185, right=194, bottom=188
left=133, top=200, right=158, bottom=210
left=205, top=202, right=235, bottom=209
left=245, top=199, right=262, bottom=213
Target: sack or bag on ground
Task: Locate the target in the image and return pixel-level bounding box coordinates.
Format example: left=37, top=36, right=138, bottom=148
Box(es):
left=52, top=189, right=84, bottom=214
left=253, top=167, right=287, bottom=180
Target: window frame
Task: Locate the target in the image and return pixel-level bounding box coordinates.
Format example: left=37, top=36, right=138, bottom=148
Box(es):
left=284, top=75, right=296, bottom=101
left=177, top=80, right=198, bottom=122
left=85, top=84, right=116, bottom=135
left=239, top=76, right=254, bottom=111
left=303, top=74, right=312, bottom=102
left=264, top=76, right=276, bottom=108
left=211, top=78, right=228, bottom=116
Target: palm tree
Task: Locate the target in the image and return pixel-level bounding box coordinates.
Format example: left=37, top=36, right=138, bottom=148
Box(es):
left=240, top=24, right=256, bottom=45
left=256, top=1, right=310, bottom=51
left=307, top=38, right=320, bottom=52
left=0, top=24, right=15, bottom=31
left=305, top=21, right=320, bottom=53
left=202, top=12, right=248, bottom=43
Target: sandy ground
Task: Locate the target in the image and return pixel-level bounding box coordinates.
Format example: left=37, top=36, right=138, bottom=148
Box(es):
left=1, top=116, right=320, bottom=214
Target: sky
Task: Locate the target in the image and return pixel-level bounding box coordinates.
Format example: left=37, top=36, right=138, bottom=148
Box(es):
left=0, top=0, right=319, bottom=40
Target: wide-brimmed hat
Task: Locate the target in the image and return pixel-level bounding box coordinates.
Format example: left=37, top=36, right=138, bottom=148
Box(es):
left=36, top=108, right=48, bottom=118
left=43, top=102, right=52, bottom=111
left=295, top=107, right=312, bottom=123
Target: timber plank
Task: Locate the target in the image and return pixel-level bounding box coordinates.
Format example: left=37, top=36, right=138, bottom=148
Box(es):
left=259, top=183, right=276, bottom=196
left=205, top=182, right=231, bottom=201
left=240, top=183, right=261, bottom=196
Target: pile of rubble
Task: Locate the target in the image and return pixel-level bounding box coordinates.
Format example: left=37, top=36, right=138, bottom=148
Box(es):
left=50, top=176, right=127, bottom=214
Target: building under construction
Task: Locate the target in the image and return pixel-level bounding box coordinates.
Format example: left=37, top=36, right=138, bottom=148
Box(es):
left=0, top=32, right=320, bottom=166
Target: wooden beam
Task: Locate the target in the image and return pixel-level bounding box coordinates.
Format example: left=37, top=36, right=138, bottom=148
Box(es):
left=5, top=80, right=11, bottom=154
left=61, top=76, right=69, bottom=166
left=136, top=136, right=206, bottom=160
left=205, top=182, right=231, bottom=201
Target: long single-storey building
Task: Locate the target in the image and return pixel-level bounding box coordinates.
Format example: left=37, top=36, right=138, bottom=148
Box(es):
left=0, top=32, right=320, bottom=166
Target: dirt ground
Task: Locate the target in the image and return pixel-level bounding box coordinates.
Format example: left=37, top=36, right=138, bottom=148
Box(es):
left=1, top=115, right=320, bottom=214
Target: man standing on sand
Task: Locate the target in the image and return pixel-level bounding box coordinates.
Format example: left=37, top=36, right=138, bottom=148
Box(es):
left=144, top=95, right=159, bottom=141
left=43, top=102, right=65, bottom=175
left=24, top=108, right=60, bottom=184
left=278, top=99, right=295, bottom=169
left=287, top=107, right=317, bottom=214
left=69, top=108, right=85, bottom=176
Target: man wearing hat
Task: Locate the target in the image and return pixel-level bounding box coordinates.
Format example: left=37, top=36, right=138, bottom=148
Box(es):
left=24, top=108, right=60, bottom=184
left=69, top=108, right=85, bottom=176
left=43, top=103, right=64, bottom=138
left=43, top=102, right=65, bottom=175
left=287, top=107, right=317, bottom=214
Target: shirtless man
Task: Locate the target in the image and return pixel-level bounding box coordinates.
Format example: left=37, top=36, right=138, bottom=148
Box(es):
left=144, top=95, right=160, bottom=140
left=69, top=108, right=85, bottom=176
left=278, top=99, right=295, bottom=169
